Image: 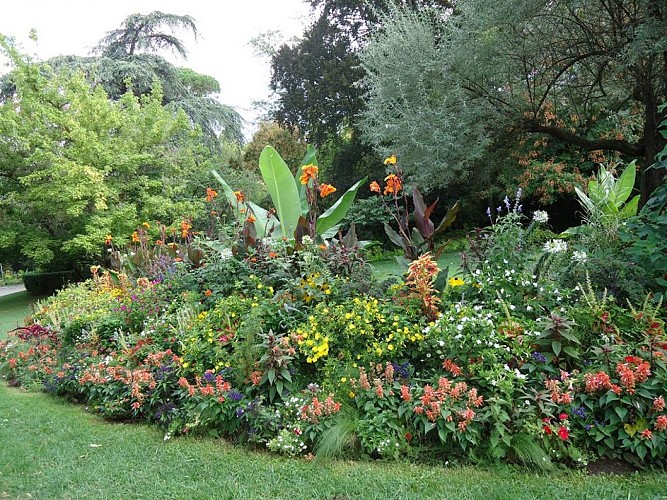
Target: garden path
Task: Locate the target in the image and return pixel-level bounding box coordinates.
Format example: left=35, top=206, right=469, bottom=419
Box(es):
left=0, top=285, right=26, bottom=297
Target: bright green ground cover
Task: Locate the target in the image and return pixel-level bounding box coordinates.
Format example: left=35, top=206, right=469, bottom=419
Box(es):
left=370, top=252, right=461, bottom=279
left=1, top=384, right=665, bottom=500
left=0, top=291, right=39, bottom=338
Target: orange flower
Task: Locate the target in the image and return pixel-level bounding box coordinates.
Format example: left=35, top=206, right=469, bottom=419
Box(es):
left=384, top=154, right=397, bottom=165
left=206, top=187, right=218, bottom=202
left=180, top=220, right=192, bottom=238
left=299, top=164, right=319, bottom=185
left=384, top=174, right=402, bottom=195
left=268, top=252, right=278, bottom=258
left=246, top=215, right=257, bottom=224
left=155, top=239, right=163, bottom=245
left=204, top=289, right=212, bottom=297
left=131, top=231, right=140, bottom=243
left=233, top=190, right=245, bottom=203
left=369, top=181, right=381, bottom=193
left=318, top=183, right=337, bottom=198
left=104, top=234, right=113, bottom=245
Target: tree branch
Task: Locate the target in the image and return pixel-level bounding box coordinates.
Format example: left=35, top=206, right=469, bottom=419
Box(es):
left=524, top=120, right=645, bottom=157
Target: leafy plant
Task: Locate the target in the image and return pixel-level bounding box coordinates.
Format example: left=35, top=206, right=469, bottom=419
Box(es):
left=369, top=159, right=459, bottom=261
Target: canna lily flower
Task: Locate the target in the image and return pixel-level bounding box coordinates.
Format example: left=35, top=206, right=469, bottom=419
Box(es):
left=318, top=183, right=337, bottom=198
left=383, top=173, right=402, bottom=195
left=246, top=215, right=257, bottom=224
left=300, top=164, right=319, bottom=185
left=206, top=187, right=218, bottom=202
left=384, top=154, right=397, bottom=165
left=370, top=181, right=381, bottom=193
left=104, top=234, right=113, bottom=245
left=233, top=190, right=245, bottom=203
left=131, top=231, right=140, bottom=243
left=180, top=220, right=192, bottom=238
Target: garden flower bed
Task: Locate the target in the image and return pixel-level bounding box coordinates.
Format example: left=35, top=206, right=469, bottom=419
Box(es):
left=1, top=151, right=666, bottom=470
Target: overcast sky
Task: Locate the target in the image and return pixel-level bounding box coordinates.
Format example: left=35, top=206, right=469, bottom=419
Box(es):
left=0, top=0, right=313, bottom=135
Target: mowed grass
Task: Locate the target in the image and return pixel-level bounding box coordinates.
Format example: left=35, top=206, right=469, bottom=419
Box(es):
left=370, top=252, right=462, bottom=280
left=1, top=385, right=666, bottom=499
left=0, top=291, right=40, bottom=338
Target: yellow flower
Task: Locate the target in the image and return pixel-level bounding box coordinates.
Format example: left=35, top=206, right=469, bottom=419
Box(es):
left=384, top=154, right=397, bottom=165
left=340, top=377, right=347, bottom=383
left=448, top=277, right=465, bottom=287
left=104, top=234, right=113, bottom=245
left=348, top=391, right=356, bottom=398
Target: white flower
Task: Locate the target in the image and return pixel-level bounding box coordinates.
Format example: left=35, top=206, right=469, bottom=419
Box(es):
left=533, top=210, right=549, bottom=224
left=543, top=239, right=568, bottom=254
left=572, top=250, right=588, bottom=264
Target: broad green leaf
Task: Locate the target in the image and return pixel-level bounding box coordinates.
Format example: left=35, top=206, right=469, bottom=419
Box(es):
left=316, top=177, right=367, bottom=235
left=574, top=186, right=596, bottom=215
left=551, top=340, right=562, bottom=357
left=259, top=146, right=301, bottom=239
left=619, top=195, right=640, bottom=219
left=211, top=170, right=276, bottom=238
left=614, top=161, right=637, bottom=207
left=615, top=407, right=628, bottom=421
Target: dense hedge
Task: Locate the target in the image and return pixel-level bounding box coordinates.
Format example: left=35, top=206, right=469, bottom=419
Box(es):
left=22, top=271, right=74, bottom=295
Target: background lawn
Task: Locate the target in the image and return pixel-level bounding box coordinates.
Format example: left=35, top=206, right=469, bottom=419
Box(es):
left=1, top=385, right=666, bottom=500
left=370, top=252, right=462, bottom=280
left=0, top=291, right=40, bottom=338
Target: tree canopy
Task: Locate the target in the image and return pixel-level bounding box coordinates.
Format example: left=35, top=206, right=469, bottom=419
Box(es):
left=0, top=38, right=212, bottom=272
left=359, top=0, right=667, bottom=201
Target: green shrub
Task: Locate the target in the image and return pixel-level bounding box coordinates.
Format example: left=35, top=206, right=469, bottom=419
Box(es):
left=22, top=270, right=74, bottom=295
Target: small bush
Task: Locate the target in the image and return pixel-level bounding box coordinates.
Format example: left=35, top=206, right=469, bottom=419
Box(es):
left=22, top=271, right=74, bottom=295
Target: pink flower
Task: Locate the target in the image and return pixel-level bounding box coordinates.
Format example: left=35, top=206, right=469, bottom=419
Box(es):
left=559, top=412, right=569, bottom=421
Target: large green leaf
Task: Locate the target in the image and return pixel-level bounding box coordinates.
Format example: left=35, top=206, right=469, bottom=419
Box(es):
left=614, top=161, right=637, bottom=208
left=211, top=170, right=277, bottom=238
left=316, top=177, right=367, bottom=236
left=259, top=146, right=302, bottom=239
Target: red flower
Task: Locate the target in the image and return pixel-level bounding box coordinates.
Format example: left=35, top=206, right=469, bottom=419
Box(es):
left=557, top=426, right=569, bottom=440
left=640, top=429, right=653, bottom=439
left=655, top=415, right=667, bottom=432
left=405, top=432, right=413, bottom=442
left=559, top=412, right=569, bottom=421
left=543, top=425, right=553, bottom=435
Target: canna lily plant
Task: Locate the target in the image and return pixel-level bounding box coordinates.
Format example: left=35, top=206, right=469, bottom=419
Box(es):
left=213, top=145, right=366, bottom=244
left=370, top=156, right=460, bottom=261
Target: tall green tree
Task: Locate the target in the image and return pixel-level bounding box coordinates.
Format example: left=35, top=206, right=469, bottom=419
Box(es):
left=359, top=1, right=667, bottom=202
left=0, top=38, right=210, bottom=272
left=1, top=12, right=243, bottom=148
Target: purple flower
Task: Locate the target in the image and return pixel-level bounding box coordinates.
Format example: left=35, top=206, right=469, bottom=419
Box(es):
left=572, top=406, right=586, bottom=418
left=496, top=206, right=502, bottom=213
left=203, top=372, right=215, bottom=383
left=531, top=352, right=547, bottom=363
left=503, top=196, right=511, bottom=210
left=228, top=390, right=244, bottom=401
left=486, top=207, right=492, bottom=218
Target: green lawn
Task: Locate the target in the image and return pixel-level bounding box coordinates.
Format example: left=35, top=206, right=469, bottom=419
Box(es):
left=0, top=291, right=40, bottom=338
left=370, top=252, right=462, bottom=279
left=1, top=385, right=665, bottom=499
